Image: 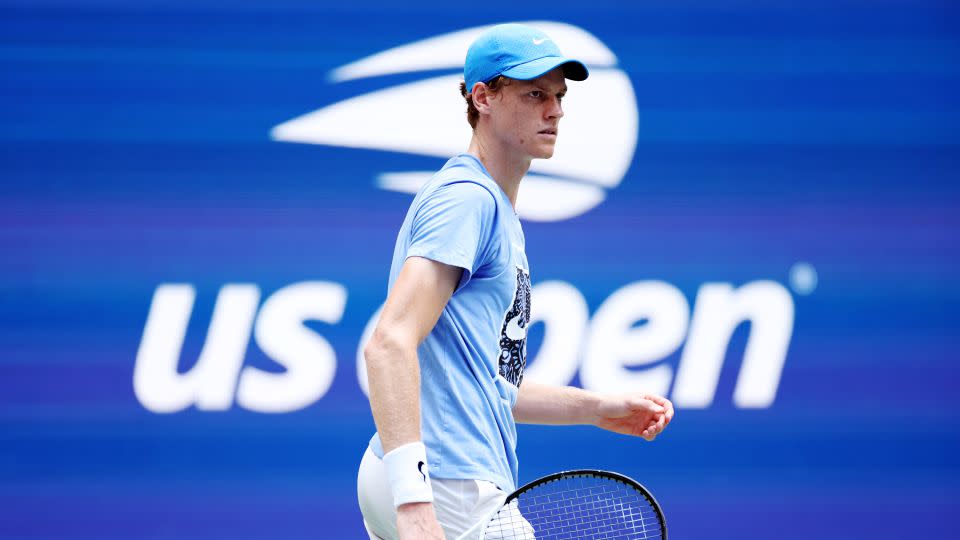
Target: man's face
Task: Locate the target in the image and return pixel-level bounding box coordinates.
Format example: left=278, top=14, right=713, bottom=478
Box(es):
left=487, top=67, right=567, bottom=160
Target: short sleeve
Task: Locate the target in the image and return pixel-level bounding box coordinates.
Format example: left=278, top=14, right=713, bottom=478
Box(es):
left=407, top=181, right=498, bottom=291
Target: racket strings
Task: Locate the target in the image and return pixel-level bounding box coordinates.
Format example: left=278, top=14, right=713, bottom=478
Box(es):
left=483, top=475, right=663, bottom=539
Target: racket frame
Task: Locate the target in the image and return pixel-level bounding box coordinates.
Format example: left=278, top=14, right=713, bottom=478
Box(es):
left=466, top=469, right=667, bottom=540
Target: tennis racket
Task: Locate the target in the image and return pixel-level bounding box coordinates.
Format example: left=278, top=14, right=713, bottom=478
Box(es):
left=459, top=469, right=666, bottom=539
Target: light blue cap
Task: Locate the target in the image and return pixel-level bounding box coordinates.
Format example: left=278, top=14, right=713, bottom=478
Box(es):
left=464, top=23, right=589, bottom=91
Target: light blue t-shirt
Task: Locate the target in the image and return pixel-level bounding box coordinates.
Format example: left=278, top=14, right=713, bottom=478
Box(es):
left=369, top=153, right=530, bottom=492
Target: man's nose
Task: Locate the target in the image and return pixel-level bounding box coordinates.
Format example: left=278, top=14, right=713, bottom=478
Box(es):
left=546, top=96, right=564, bottom=119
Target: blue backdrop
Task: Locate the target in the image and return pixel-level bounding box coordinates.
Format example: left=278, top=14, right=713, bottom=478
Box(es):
left=2, top=1, right=957, bottom=538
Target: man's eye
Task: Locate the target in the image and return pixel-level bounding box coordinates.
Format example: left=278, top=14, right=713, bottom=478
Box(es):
left=529, top=91, right=542, bottom=98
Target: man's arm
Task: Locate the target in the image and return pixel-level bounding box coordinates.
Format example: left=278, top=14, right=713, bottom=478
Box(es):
left=363, top=256, right=462, bottom=540
left=513, top=380, right=675, bottom=441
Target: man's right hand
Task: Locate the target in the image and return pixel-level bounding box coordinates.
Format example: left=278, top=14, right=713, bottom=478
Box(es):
left=397, top=501, right=445, bottom=540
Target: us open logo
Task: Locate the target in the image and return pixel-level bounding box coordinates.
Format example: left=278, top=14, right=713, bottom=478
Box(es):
left=134, top=23, right=805, bottom=414
left=269, top=21, right=639, bottom=222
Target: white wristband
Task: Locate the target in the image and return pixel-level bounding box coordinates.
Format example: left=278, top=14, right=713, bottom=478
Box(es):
left=382, top=441, right=433, bottom=507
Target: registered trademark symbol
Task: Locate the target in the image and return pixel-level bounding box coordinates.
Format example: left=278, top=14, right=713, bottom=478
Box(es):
left=789, top=262, right=818, bottom=295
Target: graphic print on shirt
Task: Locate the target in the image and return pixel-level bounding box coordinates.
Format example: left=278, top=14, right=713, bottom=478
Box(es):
left=498, top=266, right=531, bottom=387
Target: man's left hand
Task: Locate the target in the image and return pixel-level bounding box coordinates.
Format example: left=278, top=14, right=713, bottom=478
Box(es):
left=593, top=393, right=674, bottom=441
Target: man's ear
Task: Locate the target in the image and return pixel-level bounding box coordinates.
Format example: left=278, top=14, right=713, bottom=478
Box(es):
left=472, top=82, right=493, bottom=116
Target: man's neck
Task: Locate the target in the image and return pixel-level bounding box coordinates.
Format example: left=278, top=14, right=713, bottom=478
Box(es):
left=466, top=130, right=531, bottom=209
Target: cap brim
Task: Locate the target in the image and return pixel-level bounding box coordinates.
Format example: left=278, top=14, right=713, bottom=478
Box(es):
left=501, top=56, right=589, bottom=83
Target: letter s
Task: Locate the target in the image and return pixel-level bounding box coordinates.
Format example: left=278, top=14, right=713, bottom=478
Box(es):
left=236, top=281, right=347, bottom=413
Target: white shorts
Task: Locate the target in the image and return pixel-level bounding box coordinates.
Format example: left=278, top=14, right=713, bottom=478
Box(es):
left=357, top=446, right=509, bottom=540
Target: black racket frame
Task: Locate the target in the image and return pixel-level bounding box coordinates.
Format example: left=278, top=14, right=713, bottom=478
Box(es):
left=504, top=469, right=668, bottom=540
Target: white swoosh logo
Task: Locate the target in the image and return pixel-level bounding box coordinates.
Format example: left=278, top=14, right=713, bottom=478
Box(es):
left=506, top=315, right=527, bottom=341
left=532, top=38, right=549, bottom=45
left=270, top=21, right=638, bottom=222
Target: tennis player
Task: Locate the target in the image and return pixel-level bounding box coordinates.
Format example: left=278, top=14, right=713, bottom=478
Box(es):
left=357, top=23, right=674, bottom=540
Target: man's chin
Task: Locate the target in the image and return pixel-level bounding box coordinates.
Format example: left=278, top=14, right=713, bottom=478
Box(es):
left=534, top=146, right=556, bottom=160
